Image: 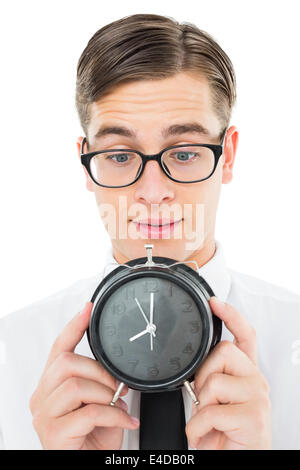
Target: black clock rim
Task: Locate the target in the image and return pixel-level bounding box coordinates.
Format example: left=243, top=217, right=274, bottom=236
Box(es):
left=88, top=267, right=214, bottom=392
left=90, top=256, right=180, bottom=304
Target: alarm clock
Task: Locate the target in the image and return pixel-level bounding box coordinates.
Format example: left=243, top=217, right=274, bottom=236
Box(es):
left=87, top=244, right=222, bottom=406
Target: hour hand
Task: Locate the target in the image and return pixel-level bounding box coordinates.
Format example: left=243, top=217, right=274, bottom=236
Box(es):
left=129, top=328, right=148, bottom=342
left=129, top=323, right=157, bottom=342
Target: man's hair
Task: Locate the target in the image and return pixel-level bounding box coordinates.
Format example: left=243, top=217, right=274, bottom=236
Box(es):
left=75, top=13, right=236, bottom=142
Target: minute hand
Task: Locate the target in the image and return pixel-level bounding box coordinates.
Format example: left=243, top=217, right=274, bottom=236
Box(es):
left=134, top=297, right=156, bottom=337
left=150, top=292, right=154, bottom=351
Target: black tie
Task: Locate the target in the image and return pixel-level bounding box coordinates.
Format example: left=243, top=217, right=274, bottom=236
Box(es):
left=139, top=388, right=188, bottom=450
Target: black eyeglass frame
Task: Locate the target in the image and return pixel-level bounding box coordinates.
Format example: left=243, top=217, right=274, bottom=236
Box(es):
left=80, top=130, right=227, bottom=188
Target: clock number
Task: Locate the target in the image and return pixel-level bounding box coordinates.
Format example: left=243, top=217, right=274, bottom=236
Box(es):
left=111, top=344, right=123, bottom=357
left=182, top=342, right=194, bottom=355
left=147, top=364, right=159, bottom=378
left=169, top=357, right=181, bottom=371
left=123, top=285, right=135, bottom=300
left=103, top=323, right=116, bottom=336
left=181, top=299, right=193, bottom=312
left=189, top=321, right=201, bottom=333
left=112, top=302, right=126, bottom=315
left=143, top=279, right=159, bottom=293
left=128, top=360, right=139, bottom=373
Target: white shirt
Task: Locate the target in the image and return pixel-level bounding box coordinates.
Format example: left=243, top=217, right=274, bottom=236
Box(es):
left=0, top=240, right=300, bottom=450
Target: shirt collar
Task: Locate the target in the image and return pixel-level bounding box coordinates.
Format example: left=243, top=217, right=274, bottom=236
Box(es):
left=103, top=239, right=231, bottom=302
left=197, top=239, right=231, bottom=302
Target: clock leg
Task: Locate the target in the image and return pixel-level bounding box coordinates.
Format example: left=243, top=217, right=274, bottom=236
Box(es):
left=110, top=381, right=125, bottom=406
left=183, top=380, right=199, bottom=405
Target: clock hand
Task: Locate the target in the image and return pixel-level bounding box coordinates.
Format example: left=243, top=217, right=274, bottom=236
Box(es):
left=129, top=323, right=157, bottom=342
left=134, top=297, right=150, bottom=325
left=129, top=328, right=148, bottom=342
left=150, top=292, right=154, bottom=351
left=134, top=297, right=156, bottom=337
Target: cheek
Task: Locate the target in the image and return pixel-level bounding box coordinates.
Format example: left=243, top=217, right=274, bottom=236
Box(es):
left=200, top=166, right=223, bottom=204
left=94, top=186, right=126, bottom=206
left=180, top=178, right=221, bottom=228
left=94, top=189, right=117, bottom=222
left=94, top=189, right=134, bottom=226
left=180, top=182, right=216, bottom=210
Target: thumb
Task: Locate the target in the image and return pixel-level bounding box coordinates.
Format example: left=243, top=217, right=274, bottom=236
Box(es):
left=45, top=301, right=93, bottom=369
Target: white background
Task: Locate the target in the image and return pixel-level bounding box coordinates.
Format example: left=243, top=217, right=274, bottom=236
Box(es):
left=1, top=0, right=299, bottom=318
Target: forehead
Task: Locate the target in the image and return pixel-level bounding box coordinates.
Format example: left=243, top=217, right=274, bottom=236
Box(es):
left=87, top=72, right=221, bottom=143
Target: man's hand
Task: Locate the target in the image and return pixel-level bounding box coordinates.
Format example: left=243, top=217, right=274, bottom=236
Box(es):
left=185, top=297, right=272, bottom=450
left=29, top=302, right=139, bottom=450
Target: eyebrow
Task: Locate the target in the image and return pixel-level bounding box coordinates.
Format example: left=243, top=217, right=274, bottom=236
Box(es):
left=93, top=122, right=211, bottom=140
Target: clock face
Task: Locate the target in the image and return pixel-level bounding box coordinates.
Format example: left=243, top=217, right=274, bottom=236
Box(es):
left=95, top=274, right=209, bottom=387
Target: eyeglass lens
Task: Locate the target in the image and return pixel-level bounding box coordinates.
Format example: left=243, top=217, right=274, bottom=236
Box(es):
left=89, top=146, right=215, bottom=186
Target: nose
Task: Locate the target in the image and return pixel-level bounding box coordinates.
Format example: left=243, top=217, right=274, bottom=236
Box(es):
left=133, top=159, right=175, bottom=206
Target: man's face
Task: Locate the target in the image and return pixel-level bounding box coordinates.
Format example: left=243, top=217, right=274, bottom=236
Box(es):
left=77, top=71, right=238, bottom=265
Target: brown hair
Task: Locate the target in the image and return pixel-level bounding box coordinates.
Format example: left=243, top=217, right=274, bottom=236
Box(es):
left=75, top=13, right=236, bottom=144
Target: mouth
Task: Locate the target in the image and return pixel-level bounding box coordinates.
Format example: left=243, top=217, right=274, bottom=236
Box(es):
left=130, top=218, right=182, bottom=238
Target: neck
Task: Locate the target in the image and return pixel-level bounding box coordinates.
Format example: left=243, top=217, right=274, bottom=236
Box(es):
left=111, top=237, right=216, bottom=271
left=185, top=237, right=216, bottom=271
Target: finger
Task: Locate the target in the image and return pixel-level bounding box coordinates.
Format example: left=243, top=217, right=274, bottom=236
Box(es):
left=45, top=377, right=127, bottom=418
left=209, top=297, right=257, bottom=365
left=186, top=403, right=249, bottom=449
left=188, top=429, right=223, bottom=450
left=40, top=353, right=128, bottom=398
left=55, top=403, right=139, bottom=438
left=44, top=302, right=93, bottom=370
left=196, top=373, right=261, bottom=411
left=194, top=340, right=257, bottom=395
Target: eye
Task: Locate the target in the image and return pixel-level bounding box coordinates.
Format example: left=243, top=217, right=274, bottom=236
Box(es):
left=106, top=153, right=131, bottom=163
left=170, top=151, right=199, bottom=162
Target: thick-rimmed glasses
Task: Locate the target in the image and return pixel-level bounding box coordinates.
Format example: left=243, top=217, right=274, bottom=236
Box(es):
left=80, top=131, right=226, bottom=188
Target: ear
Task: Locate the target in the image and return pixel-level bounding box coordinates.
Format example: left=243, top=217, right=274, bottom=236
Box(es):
left=221, top=125, right=239, bottom=184
left=76, top=136, right=94, bottom=192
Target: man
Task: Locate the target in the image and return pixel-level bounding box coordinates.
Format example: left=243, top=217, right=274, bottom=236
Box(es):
left=0, top=13, right=299, bottom=450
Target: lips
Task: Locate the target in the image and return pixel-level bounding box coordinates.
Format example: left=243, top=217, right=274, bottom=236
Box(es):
left=131, top=218, right=182, bottom=239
